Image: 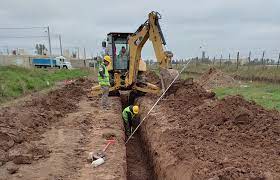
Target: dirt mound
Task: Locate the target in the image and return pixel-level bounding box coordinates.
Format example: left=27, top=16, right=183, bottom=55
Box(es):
left=0, top=78, right=93, bottom=166
left=160, top=82, right=280, bottom=179
left=144, top=70, right=161, bottom=86
left=198, top=67, right=237, bottom=90
left=162, top=80, right=216, bottom=110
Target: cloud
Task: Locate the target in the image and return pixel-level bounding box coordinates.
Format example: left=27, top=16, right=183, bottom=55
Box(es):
left=0, top=0, right=279, bottom=59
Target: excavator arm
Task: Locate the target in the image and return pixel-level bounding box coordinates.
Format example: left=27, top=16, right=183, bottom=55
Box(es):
left=127, top=11, right=178, bottom=91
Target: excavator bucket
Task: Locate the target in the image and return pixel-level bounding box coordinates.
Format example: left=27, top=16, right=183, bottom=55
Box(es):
left=159, top=68, right=193, bottom=91
left=159, top=68, right=179, bottom=91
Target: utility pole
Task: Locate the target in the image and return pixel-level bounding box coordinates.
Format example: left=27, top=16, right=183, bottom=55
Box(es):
left=248, top=51, right=251, bottom=64
left=248, top=51, right=251, bottom=70
left=47, top=26, right=53, bottom=67
left=77, top=47, right=80, bottom=59
left=84, top=48, right=86, bottom=59
left=59, top=35, right=63, bottom=56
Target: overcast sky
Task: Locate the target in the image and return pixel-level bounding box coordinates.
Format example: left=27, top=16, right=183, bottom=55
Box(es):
left=0, top=0, right=280, bottom=59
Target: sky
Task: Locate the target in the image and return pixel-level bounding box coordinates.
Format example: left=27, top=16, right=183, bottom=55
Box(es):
left=0, top=0, right=280, bottom=60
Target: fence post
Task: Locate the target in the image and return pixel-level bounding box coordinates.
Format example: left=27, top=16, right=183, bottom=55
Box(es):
left=248, top=51, right=251, bottom=70
left=248, top=51, right=251, bottom=64
left=261, top=51, right=265, bottom=68
left=220, top=54, right=222, bottom=68
left=28, top=56, right=31, bottom=68
left=277, top=53, right=280, bottom=69
left=236, top=51, right=239, bottom=70
left=228, top=53, right=231, bottom=67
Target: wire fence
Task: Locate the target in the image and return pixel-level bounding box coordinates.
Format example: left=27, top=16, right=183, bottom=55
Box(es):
left=146, top=50, right=280, bottom=83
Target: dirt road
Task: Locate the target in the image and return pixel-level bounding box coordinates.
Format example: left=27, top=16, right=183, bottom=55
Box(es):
left=0, top=79, right=126, bottom=180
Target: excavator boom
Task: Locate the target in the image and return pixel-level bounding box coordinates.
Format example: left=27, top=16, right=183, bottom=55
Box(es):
left=127, top=11, right=178, bottom=90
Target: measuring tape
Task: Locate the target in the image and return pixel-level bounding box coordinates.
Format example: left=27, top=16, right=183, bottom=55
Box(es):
left=125, top=60, right=193, bottom=144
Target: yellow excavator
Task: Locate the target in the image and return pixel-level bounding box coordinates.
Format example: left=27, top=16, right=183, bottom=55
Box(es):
left=91, top=11, right=178, bottom=100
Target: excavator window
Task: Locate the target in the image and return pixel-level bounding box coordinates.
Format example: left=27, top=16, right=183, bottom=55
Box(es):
left=106, top=33, right=132, bottom=72
left=114, top=42, right=129, bottom=71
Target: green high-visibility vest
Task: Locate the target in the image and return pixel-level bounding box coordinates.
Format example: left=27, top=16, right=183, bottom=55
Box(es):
left=122, top=106, right=134, bottom=123
left=98, top=63, right=110, bottom=86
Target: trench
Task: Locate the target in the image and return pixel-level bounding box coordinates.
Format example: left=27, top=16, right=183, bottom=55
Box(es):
left=121, top=93, right=155, bottom=180
left=126, top=132, right=154, bottom=180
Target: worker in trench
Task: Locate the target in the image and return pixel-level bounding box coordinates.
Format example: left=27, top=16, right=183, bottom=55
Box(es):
left=122, top=105, right=140, bottom=136
left=98, top=55, right=111, bottom=110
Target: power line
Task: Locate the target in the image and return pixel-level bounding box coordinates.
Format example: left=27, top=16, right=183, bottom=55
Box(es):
left=0, top=36, right=48, bottom=39
left=0, top=27, right=47, bottom=30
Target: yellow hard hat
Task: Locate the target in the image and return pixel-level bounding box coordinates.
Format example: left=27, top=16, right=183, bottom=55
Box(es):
left=133, top=105, right=139, bottom=114
left=103, top=55, right=111, bottom=63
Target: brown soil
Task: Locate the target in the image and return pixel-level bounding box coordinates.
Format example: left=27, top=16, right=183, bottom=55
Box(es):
left=144, top=70, right=161, bottom=86
left=2, top=68, right=279, bottom=179
left=0, top=78, right=127, bottom=180
left=126, top=133, right=154, bottom=180
left=139, top=79, right=280, bottom=180
left=233, top=75, right=280, bottom=84
left=0, top=78, right=90, bottom=165
left=198, top=67, right=237, bottom=90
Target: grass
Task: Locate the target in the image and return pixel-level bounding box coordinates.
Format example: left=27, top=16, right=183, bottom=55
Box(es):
left=0, top=66, right=90, bottom=103
left=213, top=83, right=280, bottom=111
left=148, top=63, right=280, bottom=111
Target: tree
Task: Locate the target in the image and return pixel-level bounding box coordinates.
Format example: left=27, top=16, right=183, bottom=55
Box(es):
left=35, top=44, right=47, bottom=55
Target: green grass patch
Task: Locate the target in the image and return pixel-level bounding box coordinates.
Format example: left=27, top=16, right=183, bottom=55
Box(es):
left=172, top=62, right=280, bottom=110
left=214, top=83, right=280, bottom=111
left=0, top=66, right=90, bottom=103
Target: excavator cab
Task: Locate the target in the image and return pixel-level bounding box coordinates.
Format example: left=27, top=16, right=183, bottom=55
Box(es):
left=104, top=33, right=131, bottom=90
left=106, top=33, right=131, bottom=72
left=103, top=33, right=148, bottom=91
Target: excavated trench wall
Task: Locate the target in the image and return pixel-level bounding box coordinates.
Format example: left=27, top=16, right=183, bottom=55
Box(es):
left=137, top=80, right=280, bottom=180
left=137, top=97, right=192, bottom=179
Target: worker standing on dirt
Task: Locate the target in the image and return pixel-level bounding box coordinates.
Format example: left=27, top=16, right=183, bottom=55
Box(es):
left=122, top=105, right=139, bottom=136
left=98, top=55, right=111, bottom=109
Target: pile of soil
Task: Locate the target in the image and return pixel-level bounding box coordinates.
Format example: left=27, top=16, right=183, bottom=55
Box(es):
left=163, top=80, right=216, bottom=110
left=144, top=70, right=161, bottom=86
left=0, top=78, right=93, bottom=166
left=159, top=80, right=280, bottom=179
left=198, top=67, right=237, bottom=90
